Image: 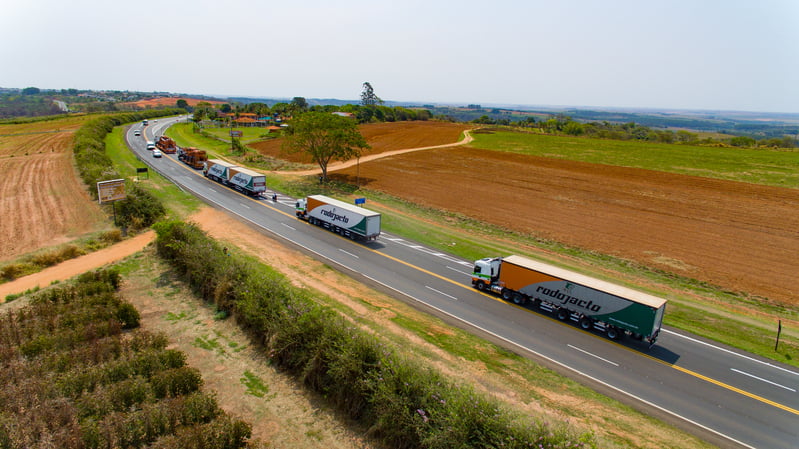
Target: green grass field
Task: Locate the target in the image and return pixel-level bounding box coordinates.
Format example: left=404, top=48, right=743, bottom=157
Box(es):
left=166, top=122, right=231, bottom=158
left=105, top=127, right=203, bottom=220
left=200, top=126, right=278, bottom=144
left=469, top=130, right=799, bottom=188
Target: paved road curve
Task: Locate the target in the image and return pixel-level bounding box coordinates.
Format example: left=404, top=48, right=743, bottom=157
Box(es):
left=129, top=117, right=799, bottom=449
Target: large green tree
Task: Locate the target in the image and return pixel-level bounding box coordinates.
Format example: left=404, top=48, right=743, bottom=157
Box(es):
left=282, top=112, right=369, bottom=182
left=291, top=96, right=308, bottom=112
left=360, top=82, right=383, bottom=106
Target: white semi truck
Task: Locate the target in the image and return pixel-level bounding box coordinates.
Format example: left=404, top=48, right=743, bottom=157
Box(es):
left=472, top=255, right=666, bottom=346
left=295, top=195, right=381, bottom=241
left=203, top=159, right=266, bottom=197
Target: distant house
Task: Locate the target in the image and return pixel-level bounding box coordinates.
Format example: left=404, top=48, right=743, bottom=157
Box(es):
left=332, top=112, right=354, bottom=118
left=266, top=126, right=282, bottom=133
left=233, top=117, right=258, bottom=127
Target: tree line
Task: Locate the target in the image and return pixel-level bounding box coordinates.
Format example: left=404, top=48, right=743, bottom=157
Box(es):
left=190, top=99, right=430, bottom=125
left=472, top=114, right=798, bottom=148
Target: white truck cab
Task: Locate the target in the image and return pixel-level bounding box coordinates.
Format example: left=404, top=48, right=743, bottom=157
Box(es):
left=295, top=198, right=307, bottom=218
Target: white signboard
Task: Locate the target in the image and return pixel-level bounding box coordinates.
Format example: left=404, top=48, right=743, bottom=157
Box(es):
left=97, top=179, right=126, bottom=204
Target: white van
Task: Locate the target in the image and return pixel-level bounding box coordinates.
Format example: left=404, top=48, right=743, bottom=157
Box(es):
left=146, top=141, right=156, bottom=150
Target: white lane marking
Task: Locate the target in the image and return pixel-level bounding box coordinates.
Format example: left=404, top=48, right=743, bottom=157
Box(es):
left=239, top=203, right=250, bottom=209
left=447, top=265, right=472, bottom=276
left=208, top=188, right=218, bottom=193
left=161, top=182, right=755, bottom=449
left=664, top=329, right=799, bottom=378
left=338, top=249, right=359, bottom=259
left=567, top=344, right=620, bottom=366
left=281, top=223, right=296, bottom=231
left=731, top=368, right=796, bottom=392
left=426, top=286, right=458, bottom=301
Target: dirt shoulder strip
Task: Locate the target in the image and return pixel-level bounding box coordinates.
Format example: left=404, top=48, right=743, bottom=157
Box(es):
left=0, top=230, right=155, bottom=301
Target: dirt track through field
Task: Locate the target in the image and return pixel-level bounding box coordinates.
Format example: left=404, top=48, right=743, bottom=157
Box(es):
left=332, top=146, right=799, bottom=305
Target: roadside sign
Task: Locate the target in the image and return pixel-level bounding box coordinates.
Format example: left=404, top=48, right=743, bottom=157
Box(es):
left=136, top=167, right=149, bottom=180
left=97, top=179, right=126, bottom=204
left=230, top=130, right=243, bottom=137
left=354, top=198, right=366, bottom=205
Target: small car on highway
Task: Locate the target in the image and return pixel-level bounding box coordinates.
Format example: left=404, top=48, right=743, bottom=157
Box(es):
left=152, top=149, right=162, bottom=158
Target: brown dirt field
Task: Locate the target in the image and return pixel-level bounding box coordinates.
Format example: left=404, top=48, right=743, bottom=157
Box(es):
left=121, top=97, right=226, bottom=109
left=331, top=146, right=799, bottom=306
left=250, top=121, right=472, bottom=164
left=0, top=122, right=109, bottom=262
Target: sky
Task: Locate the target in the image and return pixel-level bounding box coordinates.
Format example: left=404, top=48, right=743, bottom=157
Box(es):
left=1, top=0, right=798, bottom=113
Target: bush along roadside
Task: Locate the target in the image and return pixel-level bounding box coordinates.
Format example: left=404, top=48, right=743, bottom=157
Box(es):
left=153, top=220, right=596, bottom=449
left=72, top=110, right=180, bottom=231
left=0, top=268, right=260, bottom=449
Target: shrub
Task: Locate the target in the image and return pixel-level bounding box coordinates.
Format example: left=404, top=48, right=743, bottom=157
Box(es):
left=116, top=184, right=166, bottom=231
left=0, top=264, right=262, bottom=449
left=180, top=392, right=221, bottom=425
left=0, top=262, right=33, bottom=281
left=154, top=220, right=596, bottom=448
left=100, top=229, right=123, bottom=244
left=115, top=302, right=140, bottom=329
left=150, top=367, right=203, bottom=398
left=149, top=415, right=252, bottom=449
left=71, top=111, right=177, bottom=229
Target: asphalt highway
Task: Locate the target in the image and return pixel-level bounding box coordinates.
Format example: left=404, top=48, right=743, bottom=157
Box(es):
left=130, top=117, right=799, bottom=449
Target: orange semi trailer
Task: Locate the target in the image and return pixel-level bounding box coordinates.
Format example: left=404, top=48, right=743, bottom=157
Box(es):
left=177, top=147, right=207, bottom=169
left=472, top=255, right=666, bottom=347
left=155, top=136, right=177, bottom=154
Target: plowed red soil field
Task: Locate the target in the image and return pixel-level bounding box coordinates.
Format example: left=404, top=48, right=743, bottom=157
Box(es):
left=0, top=122, right=108, bottom=262
left=331, top=144, right=799, bottom=306
left=120, top=97, right=226, bottom=108
left=251, top=121, right=472, bottom=164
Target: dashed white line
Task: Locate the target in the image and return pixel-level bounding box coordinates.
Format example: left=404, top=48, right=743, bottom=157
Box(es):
left=665, top=329, right=799, bottom=377
left=239, top=203, right=250, bottom=209
left=338, top=249, right=359, bottom=258
left=425, top=285, right=458, bottom=300
left=447, top=265, right=472, bottom=276
left=731, top=368, right=796, bottom=392
left=568, top=344, right=619, bottom=366
left=281, top=223, right=296, bottom=231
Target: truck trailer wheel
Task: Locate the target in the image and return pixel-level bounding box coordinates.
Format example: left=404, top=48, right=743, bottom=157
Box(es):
left=501, top=289, right=512, bottom=301
left=579, top=317, right=593, bottom=330
left=512, top=294, right=526, bottom=305
left=557, top=308, right=569, bottom=321
left=606, top=326, right=621, bottom=340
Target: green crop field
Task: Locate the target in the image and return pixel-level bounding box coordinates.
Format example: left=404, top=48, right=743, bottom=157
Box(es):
left=469, top=130, right=799, bottom=188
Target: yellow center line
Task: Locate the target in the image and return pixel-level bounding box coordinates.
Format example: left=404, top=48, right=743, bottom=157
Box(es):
left=169, top=150, right=799, bottom=416
left=366, top=248, right=799, bottom=416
